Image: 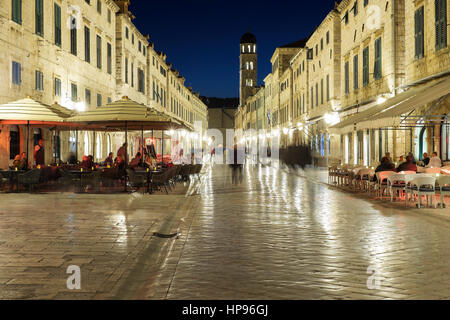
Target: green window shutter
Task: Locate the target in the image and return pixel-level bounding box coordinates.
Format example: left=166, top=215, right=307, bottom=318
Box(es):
left=441, top=0, right=447, bottom=48
left=85, top=27, right=90, bottom=62
left=12, top=0, right=22, bottom=24
left=436, top=0, right=448, bottom=50
left=415, top=9, right=419, bottom=58
left=363, top=47, right=369, bottom=86
left=353, top=54, right=358, bottom=90
left=345, top=61, right=349, bottom=93
left=420, top=7, right=424, bottom=57
left=54, top=4, right=61, bottom=46
left=374, top=38, right=382, bottom=80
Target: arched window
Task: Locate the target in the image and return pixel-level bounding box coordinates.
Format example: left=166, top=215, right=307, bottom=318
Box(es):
left=242, top=45, right=245, bottom=53
left=248, top=45, right=251, bottom=52
left=246, top=62, right=249, bottom=70
left=414, top=119, right=427, bottom=160
left=253, top=45, right=256, bottom=53
left=250, top=62, right=254, bottom=70
left=84, top=132, right=90, bottom=156
left=441, top=115, right=449, bottom=161
left=96, top=133, right=101, bottom=160
left=107, top=134, right=112, bottom=154
left=69, top=131, right=77, bottom=153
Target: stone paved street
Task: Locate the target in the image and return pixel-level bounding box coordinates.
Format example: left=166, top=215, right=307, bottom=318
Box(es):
left=0, top=164, right=449, bottom=299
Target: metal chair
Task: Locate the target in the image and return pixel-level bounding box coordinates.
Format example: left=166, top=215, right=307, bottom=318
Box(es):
left=435, top=175, right=450, bottom=208
left=408, top=176, right=436, bottom=208
left=387, top=173, right=407, bottom=202
left=17, top=169, right=41, bottom=192
left=126, top=168, right=147, bottom=194
left=151, top=171, right=169, bottom=194
left=81, top=171, right=102, bottom=192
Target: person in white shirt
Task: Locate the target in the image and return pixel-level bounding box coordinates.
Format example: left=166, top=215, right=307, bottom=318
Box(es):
left=427, top=151, right=442, bottom=168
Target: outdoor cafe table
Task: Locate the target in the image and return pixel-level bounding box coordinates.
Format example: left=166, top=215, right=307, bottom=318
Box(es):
left=134, top=168, right=164, bottom=194
left=67, top=169, right=95, bottom=192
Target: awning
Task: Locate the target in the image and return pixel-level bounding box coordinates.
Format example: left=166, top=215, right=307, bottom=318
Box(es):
left=330, top=75, right=450, bottom=132
left=68, top=96, right=186, bottom=131
left=0, top=97, right=72, bottom=123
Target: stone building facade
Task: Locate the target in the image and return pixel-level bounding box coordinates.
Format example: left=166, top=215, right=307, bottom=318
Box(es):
left=235, top=0, right=449, bottom=166
left=0, top=0, right=208, bottom=168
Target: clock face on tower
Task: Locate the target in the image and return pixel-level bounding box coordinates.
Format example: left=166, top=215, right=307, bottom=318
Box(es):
left=239, top=32, right=257, bottom=107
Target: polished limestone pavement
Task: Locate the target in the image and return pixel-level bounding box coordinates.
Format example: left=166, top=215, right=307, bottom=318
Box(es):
left=148, top=164, right=450, bottom=300
left=0, top=164, right=449, bottom=299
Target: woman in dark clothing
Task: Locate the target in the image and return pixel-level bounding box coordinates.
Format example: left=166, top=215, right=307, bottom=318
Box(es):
left=373, top=157, right=396, bottom=182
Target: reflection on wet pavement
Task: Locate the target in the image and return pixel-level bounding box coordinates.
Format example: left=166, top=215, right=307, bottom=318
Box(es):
left=160, top=164, right=450, bottom=300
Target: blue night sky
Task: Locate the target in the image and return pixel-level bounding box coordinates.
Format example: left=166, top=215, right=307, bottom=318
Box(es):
left=130, top=0, right=336, bottom=98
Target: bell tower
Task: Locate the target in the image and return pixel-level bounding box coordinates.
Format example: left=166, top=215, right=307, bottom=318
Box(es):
left=239, top=32, right=257, bottom=106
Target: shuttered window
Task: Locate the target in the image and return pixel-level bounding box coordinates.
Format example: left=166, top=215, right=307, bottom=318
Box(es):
left=131, top=63, right=134, bottom=87
left=320, top=79, right=324, bottom=104
left=96, top=35, right=102, bottom=69
left=125, top=58, right=128, bottom=84
left=138, top=69, right=145, bottom=93
left=71, top=83, right=78, bottom=102
left=344, top=61, right=349, bottom=94
left=85, top=89, right=91, bottom=106
left=315, top=83, right=318, bottom=107
left=353, top=54, right=358, bottom=90
left=35, top=70, right=44, bottom=91
left=54, top=78, right=61, bottom=96
left=415, top=6, right=424, bottom=59
left=326, top=74, right=330, bottom=101
left=12, top=61, right=21, bottom=85
left=97, top=94, right=102, bottom=107
left=12, top=0, right=22, bottom=25
left=435, top=0, right=447, bottom=50
left=107, top=43, right=112, bottom=74
left=35, top=0, right=44, bottom=36
left=54, top=4, right=61, bottom=46
left=70, top=16, right=77, bottom=55
left=84, top=27, right=90, bottom=62
left=363, top=47, right=369, bottom=86
left=374, top=37, right=382, bottom=80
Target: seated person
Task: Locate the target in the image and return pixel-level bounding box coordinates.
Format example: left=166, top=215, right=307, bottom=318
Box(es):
left=407, top=152, right=417, bottom=164
left=129, top=152, right=142, bottom=169
left=104, top=152, right=114, bottom=167
left=67, top=152, right=77, bottom=165
left=144, top=155, right=156, bottom=169
left=80, top=155, right=94, bottom=169
left=373, top=157, right=396, bottom=181
left=396, top=155, right=417, bottom=172
left=18, top=152, right=28, bottom=170
left=426, top=152, right=442, bottom=168
left=12, top=154, right=21, bottom=169
left=422, top=153, right=430, bottom=167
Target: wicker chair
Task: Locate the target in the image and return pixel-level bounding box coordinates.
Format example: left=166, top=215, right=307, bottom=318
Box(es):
left=151, top=171, right=169, bottom=194
left=126, top=168, right=147, bottom=194
left=179, top=165, right=191, bottom=182
left=0, top=170, right=9, bottom=191
left=17, top=169, right=42, bottom=192
left=81, top=171, right=102, bottom=192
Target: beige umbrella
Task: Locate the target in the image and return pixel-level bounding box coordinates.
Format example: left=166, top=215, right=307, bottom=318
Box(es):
left=68, top=96, right=184, bottom=130
left=68, top=96, right=186, bottom=166
left=0, top=97, right=75, bottom=165
left=0, top=97, right=71, bottom=122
